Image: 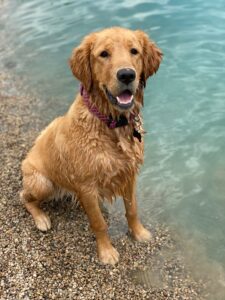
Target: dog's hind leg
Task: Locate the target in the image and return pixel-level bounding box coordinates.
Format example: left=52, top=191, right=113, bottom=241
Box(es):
left=20, top=161, right=55, bottom=231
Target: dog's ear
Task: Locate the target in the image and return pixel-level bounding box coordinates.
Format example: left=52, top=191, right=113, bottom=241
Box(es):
left=135, top=30, right=163, bottom=86
left=69, top=33, right=96, bottom=92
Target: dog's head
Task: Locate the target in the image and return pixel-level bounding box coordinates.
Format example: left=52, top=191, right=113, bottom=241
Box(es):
left=70, top=27, right=162, bottom=111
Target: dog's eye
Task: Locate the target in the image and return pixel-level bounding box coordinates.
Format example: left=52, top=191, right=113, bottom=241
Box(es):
left=100, top=50, right=109, bottom=58
left=130, top=48, right=138, bottom=55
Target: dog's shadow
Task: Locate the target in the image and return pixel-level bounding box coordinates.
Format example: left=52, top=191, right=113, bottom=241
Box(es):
left=41, top=196, right=129, bottom=238
left=42, top=196, right=80, bottom=220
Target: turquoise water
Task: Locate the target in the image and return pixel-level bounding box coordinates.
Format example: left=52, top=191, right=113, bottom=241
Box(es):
left=1, top=0, right=225, bottom=290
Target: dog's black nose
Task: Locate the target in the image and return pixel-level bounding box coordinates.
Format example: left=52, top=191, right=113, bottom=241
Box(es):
left=117, top=68, right=136, bottom=85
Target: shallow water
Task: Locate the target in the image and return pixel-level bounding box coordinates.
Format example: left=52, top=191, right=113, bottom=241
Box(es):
left=1, top=0, right=225, bottom=293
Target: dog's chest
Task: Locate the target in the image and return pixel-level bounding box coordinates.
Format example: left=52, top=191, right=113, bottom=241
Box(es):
left=93, top=134, right=144, bottom=196
left=63, top=125, right=144, bottom=197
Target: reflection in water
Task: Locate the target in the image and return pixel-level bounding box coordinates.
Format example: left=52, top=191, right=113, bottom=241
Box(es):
left=1, top=0, right=225, bottom=296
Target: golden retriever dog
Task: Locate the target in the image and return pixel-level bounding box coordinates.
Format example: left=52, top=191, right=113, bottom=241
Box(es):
left=20, top=27, right=162, bottom=265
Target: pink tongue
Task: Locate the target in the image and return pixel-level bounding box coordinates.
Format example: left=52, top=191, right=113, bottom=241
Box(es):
left=117, top=91, right=133, bottom=104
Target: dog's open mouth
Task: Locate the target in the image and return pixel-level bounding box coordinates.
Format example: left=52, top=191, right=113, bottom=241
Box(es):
left=105, top=87, right=134, bottom=110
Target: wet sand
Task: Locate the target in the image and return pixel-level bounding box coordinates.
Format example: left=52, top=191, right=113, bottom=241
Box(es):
left=0, top=71, right=209, bottom=299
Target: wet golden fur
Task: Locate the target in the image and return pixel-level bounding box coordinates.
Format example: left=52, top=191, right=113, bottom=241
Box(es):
left=20, top=27, right=162, bottom=265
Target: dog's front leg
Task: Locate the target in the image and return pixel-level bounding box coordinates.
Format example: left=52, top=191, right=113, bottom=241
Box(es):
left=123, top=177, right=152, bottom=242
left=80, top=191, right=119, bottom=265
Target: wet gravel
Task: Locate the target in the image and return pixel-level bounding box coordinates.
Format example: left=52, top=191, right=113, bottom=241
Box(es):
left=0, top=72, right=208, bottom=299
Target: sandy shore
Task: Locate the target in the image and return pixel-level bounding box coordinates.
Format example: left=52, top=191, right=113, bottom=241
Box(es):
left=0, top=71, right=208, bottom=300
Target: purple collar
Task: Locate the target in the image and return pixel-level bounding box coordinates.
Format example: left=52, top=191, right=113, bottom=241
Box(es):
left=80, top=84, right=133, bottom=129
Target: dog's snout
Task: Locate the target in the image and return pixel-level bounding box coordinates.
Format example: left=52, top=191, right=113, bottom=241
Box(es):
left=117, top=68, right=136, bottom=85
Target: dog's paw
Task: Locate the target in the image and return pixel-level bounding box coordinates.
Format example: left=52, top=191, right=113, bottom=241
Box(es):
left=34, top=213, right=51, bottom=232
left=98, top=246, right=119, bottom=265
left=133, top=225, right=152, bottom=242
